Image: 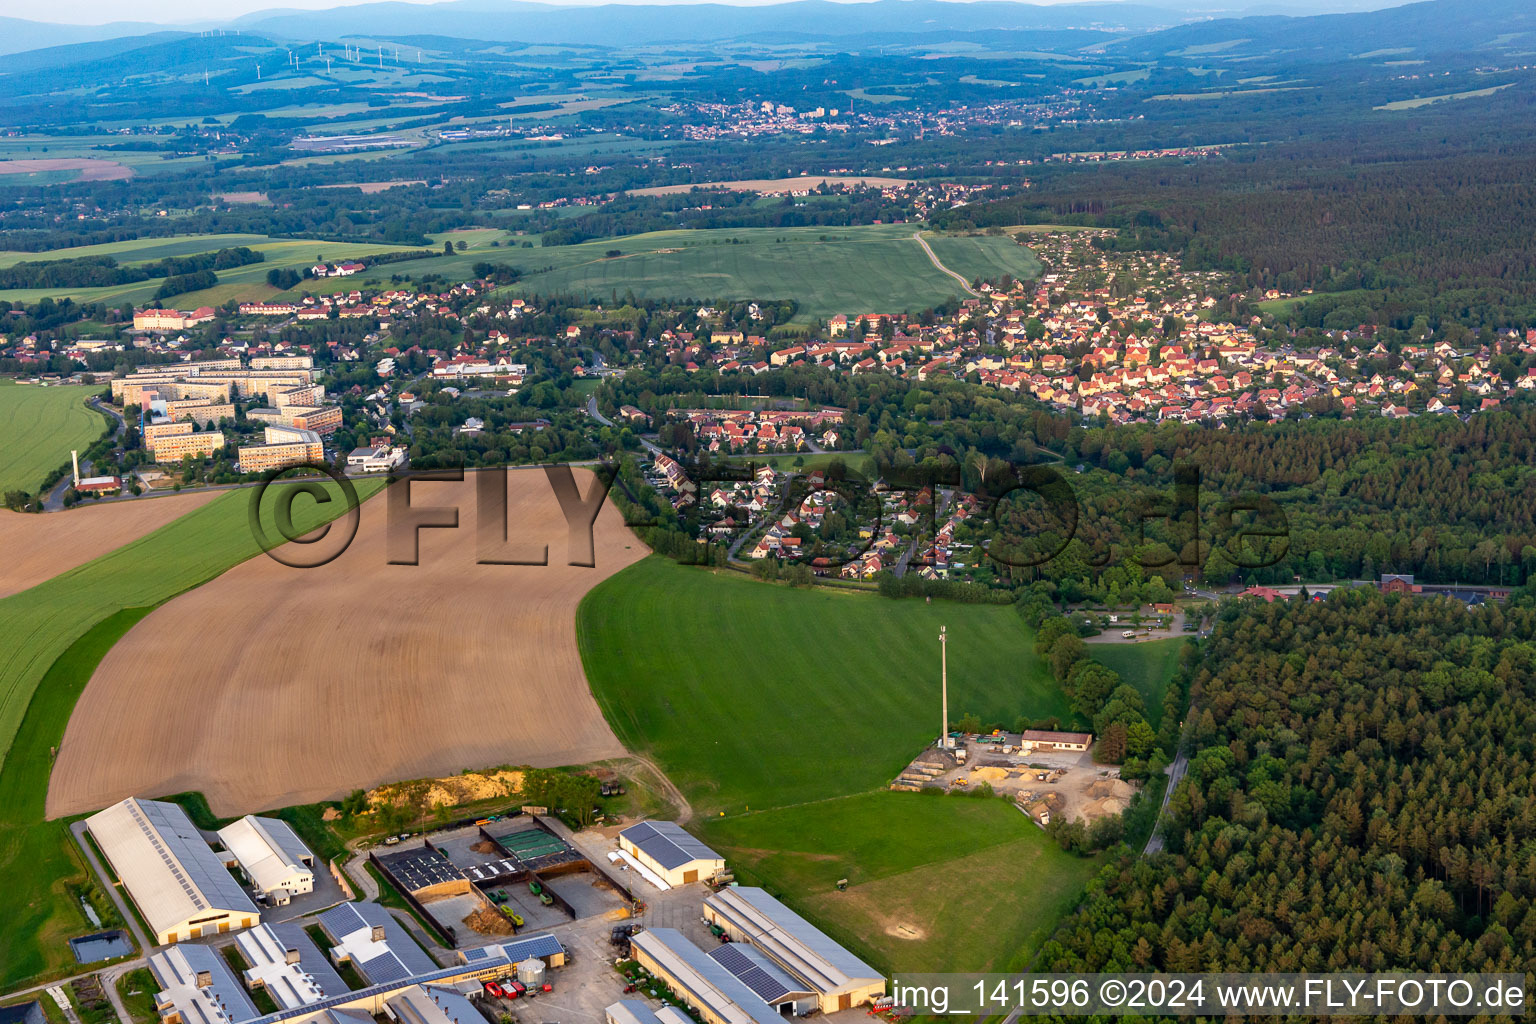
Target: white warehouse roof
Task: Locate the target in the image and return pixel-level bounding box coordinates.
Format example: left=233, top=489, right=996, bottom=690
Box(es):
left=87, top=797, right=258, bottom=940
left=218, top=815, right=315, bottom=894
left=704, top=887, right=881, bottom=995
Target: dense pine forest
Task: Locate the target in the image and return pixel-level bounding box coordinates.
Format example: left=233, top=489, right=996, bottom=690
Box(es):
left=1039, top=588, right=1536, bottom=975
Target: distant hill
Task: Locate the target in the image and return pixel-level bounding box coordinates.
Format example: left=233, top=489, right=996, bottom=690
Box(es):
left=233, top=0, right=1191, bottom=47
left=0, top=32, right=191, bottom=75
left=0, top=17, right=174, bottom=56
left=1113, top=0, right=1536, bottom=61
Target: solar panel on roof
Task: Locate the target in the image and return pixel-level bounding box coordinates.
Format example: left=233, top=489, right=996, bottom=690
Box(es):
left=708, top=943, right=803, bottom=1003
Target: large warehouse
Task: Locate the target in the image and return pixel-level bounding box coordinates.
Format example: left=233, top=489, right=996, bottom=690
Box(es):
left=703, top=887, right=885, bottom=1012
left=618, top=820, right=725, bottom=886
left=86, top=797, right=260, bottom=944
left=629, top=929, right=783, bottom=1024
left=217, top=815, right=316, bottom=903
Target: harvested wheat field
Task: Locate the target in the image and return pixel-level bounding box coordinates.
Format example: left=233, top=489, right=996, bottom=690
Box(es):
left=0, top=493, right=219, bottom=599
left=48, top=469, right=646, bottom=818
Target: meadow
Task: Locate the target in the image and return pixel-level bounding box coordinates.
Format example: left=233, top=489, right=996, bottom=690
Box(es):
left=920, top=231, right=1043, bottom=285
left=578, top=556, right=1073, bottom=814
left=578, top=556, right=1098, bottom=971
left=0, top=234, right=422, bottom=307
left=0, top=479, right=380, bottom=988
left=496, top=225, right=1040, bottom=319
left=1087, top=637, right=1184, bottom=729
left=0, top=381, right=107, bottom=494
left=695, top=792, right=1100, bottom=972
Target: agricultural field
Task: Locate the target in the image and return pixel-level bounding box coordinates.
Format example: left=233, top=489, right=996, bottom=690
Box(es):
left=919, top=231, right=1043, bottom=285
left=0, top=381, right=107, bottom=495
left=496, top=225, right=1039, bottom=319
left=697, top=792, right=1099, bottom=972
left=0, top=234, right=423, bottom=306
left=580, top=557, right=1096, bottom=971
left=0, top=479, right=380, bottom=988
left=580, top=556, right=1073, bottom=813
left=50, top=469, right=644, bottom=817
left=0, top=493, right=219, bottom=600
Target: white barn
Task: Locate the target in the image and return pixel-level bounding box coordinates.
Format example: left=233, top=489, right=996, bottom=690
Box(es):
left=87, top=797, right=260, bottom=944
left=218, top=815, right=316, bottom=902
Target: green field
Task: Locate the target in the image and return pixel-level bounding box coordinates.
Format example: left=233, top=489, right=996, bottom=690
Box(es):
left=579, top=557, right=1095, bottom=971
left=0, top=480, right=381, bottom=988
left=579, top=556, right=1072, bottom=813
left=920, top=231, right=1042, bottom=285
left=497, top=225, right=1039, bottom=319
left=0, top=382, right=107, bottom=495
left=1087, top=637, right=1184, bottom=729
left=0, top=234, right=422, bottom=306
left=696, top=792, right=1098, bottom=972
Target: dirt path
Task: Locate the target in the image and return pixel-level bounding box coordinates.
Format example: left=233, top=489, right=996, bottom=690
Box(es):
left=913, top=231, right=981, bottom=298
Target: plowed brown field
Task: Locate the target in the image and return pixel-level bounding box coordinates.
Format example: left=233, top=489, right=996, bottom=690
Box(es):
left=0, top=493, right=219, bottom=599
left=48, top=470, right=645, bottom=818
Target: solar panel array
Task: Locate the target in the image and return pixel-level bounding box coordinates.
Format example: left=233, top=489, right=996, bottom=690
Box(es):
left=619, top=821, right=722, bottom=871
left=708, top=943, right=806, bottom=1003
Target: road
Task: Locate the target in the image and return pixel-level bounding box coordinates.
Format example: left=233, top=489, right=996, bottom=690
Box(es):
left=1143, top=735, right=1191, bottom=856
left=912, top=231, right=981, bottom=299
left=585, top=395, right=664, bottom=456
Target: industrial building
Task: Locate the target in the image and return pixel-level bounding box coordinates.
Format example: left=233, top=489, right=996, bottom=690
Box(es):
left=86, top=797, right=260, bottom=944
left=703, top=887, right=885, bottom=1012
left=605, top=1001, right=695, bottom=1024
left=217, top=815, right=316, bottom=903
left=149, top=943, right=262, bottom=1024
left=618, top=821, right=725, bottom=887
left=629, top=929, right=784, bottom=1024
left=235, top=923, right=348, bottom=1010
left=316, top=902, right=437, bottom=984
left=458, top=933, right=566, bottom=970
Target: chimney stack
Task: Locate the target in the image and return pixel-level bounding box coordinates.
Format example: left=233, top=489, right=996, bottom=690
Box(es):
left=72, top=450, right=80, bottom=484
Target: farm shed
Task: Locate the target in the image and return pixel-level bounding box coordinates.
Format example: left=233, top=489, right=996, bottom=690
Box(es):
left=703, top=887, right=885, bottom=1012
left=235, top=922, right=349, bottom=1010
left=708, top=943, right=818, bottom=1015
left=86, top=797, right=260, bottom=944
left=617, top=820, right=725, bottom=886
left=629, top=929, right=784, bottom=1024
left=1018, top=729, right=1093, bottom=752
left=217, top=815, right=316, bottom=902
left=317, top=902, right=437, bottom=984
left=459, top=933, right=567, bottom=969
left=605, top=1001, right=694, bottom=1024
left=148, top=943, right=262, bottom=1024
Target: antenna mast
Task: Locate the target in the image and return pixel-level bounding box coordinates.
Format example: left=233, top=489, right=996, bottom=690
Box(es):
left=939, top=626, right=949, bottom=749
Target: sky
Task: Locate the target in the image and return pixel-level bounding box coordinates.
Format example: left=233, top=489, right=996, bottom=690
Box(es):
left=31, top=0, right=1408, bottom=30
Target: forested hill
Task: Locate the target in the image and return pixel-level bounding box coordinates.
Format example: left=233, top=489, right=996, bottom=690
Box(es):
left=1040, top=588, right=1536, bottom=974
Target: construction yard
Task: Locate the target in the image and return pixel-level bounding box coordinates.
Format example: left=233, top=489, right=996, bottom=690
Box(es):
left=891, top=734, right=1139, bottom=826
left=48, top=470, right=646, bottom=817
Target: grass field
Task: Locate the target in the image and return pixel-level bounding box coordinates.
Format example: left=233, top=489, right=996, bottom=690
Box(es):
left=578, top=557, right=1096, bottom=971
left=696, top=792, right=1098, bottom=972
left=0, top=234, right=423, bottom=306
left=1088, top=637, right=1184, bottom=729
left=0, top=608, right=149, bottom=989
left=579, top=557, right=1072, bottom=814
left=920, top=231, right=1042, bottom=285
left=0, top=480, right=380, bottom=988
left=498, top=225, right=1040, bottom=319
left=0, top=382, right=106, bottom=495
